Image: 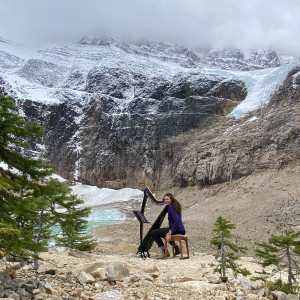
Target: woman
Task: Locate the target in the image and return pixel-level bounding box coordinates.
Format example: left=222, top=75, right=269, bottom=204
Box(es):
left=151, top=193, right=186, bottom=259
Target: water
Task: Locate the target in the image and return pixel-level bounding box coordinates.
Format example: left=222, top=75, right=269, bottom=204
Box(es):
left=85, top=208, right=126, bottom=231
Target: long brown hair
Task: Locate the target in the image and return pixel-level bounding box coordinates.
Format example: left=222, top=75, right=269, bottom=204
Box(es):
left=164, top=193, right=182, bottom=213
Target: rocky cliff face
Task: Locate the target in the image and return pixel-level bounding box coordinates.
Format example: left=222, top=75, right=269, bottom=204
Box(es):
left=169, top=65, right=300, bottom=189
left=0, top=37, right=298, bottom=190
left=20, top=73, right=247, bottom=189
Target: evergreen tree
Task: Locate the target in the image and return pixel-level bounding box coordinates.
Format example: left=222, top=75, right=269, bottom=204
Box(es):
left=0, top=222, right=20, bottom=255
left=38, top=178, right=97, bottom=251
left=0, top=94, right=96, bottom=256
left=254, top=230, right=300, bottom=290
left=0, top=94, right=53, bottom=256
left=210, top=216, right=250, bottom=278
left=53, top=191, right=97, bottom=251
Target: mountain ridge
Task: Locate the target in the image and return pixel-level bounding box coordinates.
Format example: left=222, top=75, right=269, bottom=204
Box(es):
left=0, top=37, right=299, bottom=191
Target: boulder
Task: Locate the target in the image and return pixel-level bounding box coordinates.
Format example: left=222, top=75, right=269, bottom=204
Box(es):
left=76, top=271, right=95, bottom=284
left=90, top=290, right=124, bottom=300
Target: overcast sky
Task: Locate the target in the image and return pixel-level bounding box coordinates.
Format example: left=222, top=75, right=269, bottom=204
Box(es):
left=1, top=0, right=300, bottom=54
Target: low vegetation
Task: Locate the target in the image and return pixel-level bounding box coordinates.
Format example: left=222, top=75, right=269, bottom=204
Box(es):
left=254, top=230, right=300, bottom=294
left=210, top=216, right=250, bottom=278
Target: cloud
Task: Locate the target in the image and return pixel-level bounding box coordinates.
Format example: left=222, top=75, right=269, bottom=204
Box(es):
left=1, top=0, right=300, bottom=53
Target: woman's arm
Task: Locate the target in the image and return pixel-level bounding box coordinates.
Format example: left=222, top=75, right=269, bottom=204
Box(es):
left=168, top=206, right=180, bottom=233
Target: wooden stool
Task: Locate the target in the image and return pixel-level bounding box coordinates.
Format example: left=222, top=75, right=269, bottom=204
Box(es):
left=164, top=234, right=189, bottom=259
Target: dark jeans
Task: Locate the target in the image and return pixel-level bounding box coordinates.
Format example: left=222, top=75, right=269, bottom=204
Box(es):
left=151, top=227, right=186, bottom=248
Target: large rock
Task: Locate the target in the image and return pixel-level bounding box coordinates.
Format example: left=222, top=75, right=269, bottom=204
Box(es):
left=90, top=290, right=124, bottom=300
left=36, top=262, right=57, bottom=275
left=0, top=271, right=16, bottom=289
left=72, top=261, right=129, bottom=282
left=76, top=271, right=95, bottom=284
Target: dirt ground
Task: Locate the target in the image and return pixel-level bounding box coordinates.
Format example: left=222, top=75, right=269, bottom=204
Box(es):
left=92, top=164, right=300, bottom=256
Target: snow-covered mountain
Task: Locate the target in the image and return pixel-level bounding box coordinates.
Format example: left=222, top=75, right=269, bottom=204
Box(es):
left=0, top=36, right=291, bottom=105
left=0, top=36, right=299, bottom=190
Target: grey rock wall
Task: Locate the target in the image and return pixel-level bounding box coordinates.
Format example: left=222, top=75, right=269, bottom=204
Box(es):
left=17, top=65, right=300, bottom=190
left=20, top=73, right=246, bottom=189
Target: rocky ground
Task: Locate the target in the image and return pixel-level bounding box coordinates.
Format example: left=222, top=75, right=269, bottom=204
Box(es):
left=0, top=245, right=297, bottom=300
left=1, top=165, right=300, bottom=300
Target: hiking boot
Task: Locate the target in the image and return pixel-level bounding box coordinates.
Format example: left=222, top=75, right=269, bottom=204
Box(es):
left=174, top=244, right=181, bottom=256
left=157, top=249, right=170, bottom=259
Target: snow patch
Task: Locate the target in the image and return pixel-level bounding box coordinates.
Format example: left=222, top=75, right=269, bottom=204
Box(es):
left=49, top=173, right=67, bottom=182
left=70, top=183, right=143, bottom=208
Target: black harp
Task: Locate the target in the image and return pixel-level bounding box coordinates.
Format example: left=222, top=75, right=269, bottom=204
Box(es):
left=133, top=187, right=167, bottom=258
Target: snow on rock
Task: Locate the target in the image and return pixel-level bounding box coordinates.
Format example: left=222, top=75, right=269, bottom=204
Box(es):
left=0, top=36, right=299, bottom=190
left=0, top=36, right=296, bottom=112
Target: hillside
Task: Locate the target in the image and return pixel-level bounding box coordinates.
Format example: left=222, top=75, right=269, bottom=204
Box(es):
left=93, top=164, right=300, bottom=256
left=1, top=166, right=299, bottom=299
left=1, top=244, right=288, bottom=300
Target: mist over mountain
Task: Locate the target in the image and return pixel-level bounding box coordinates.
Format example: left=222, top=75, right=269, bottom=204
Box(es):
left=1, top=0, right=300, bottom=55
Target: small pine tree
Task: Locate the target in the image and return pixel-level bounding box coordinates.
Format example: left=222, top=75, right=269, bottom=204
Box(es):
left=254, top=230, right=300, bottom=290
left=210, top=216, right=250, bottom=278
left=52, top=192, right=97, bottom=251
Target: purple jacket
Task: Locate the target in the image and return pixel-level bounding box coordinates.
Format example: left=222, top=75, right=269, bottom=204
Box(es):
left=168, top=204, right=185, bottom=233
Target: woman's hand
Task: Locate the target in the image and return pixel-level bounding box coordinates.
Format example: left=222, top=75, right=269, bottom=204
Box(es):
left=165, top=231, right=172, bottom=242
